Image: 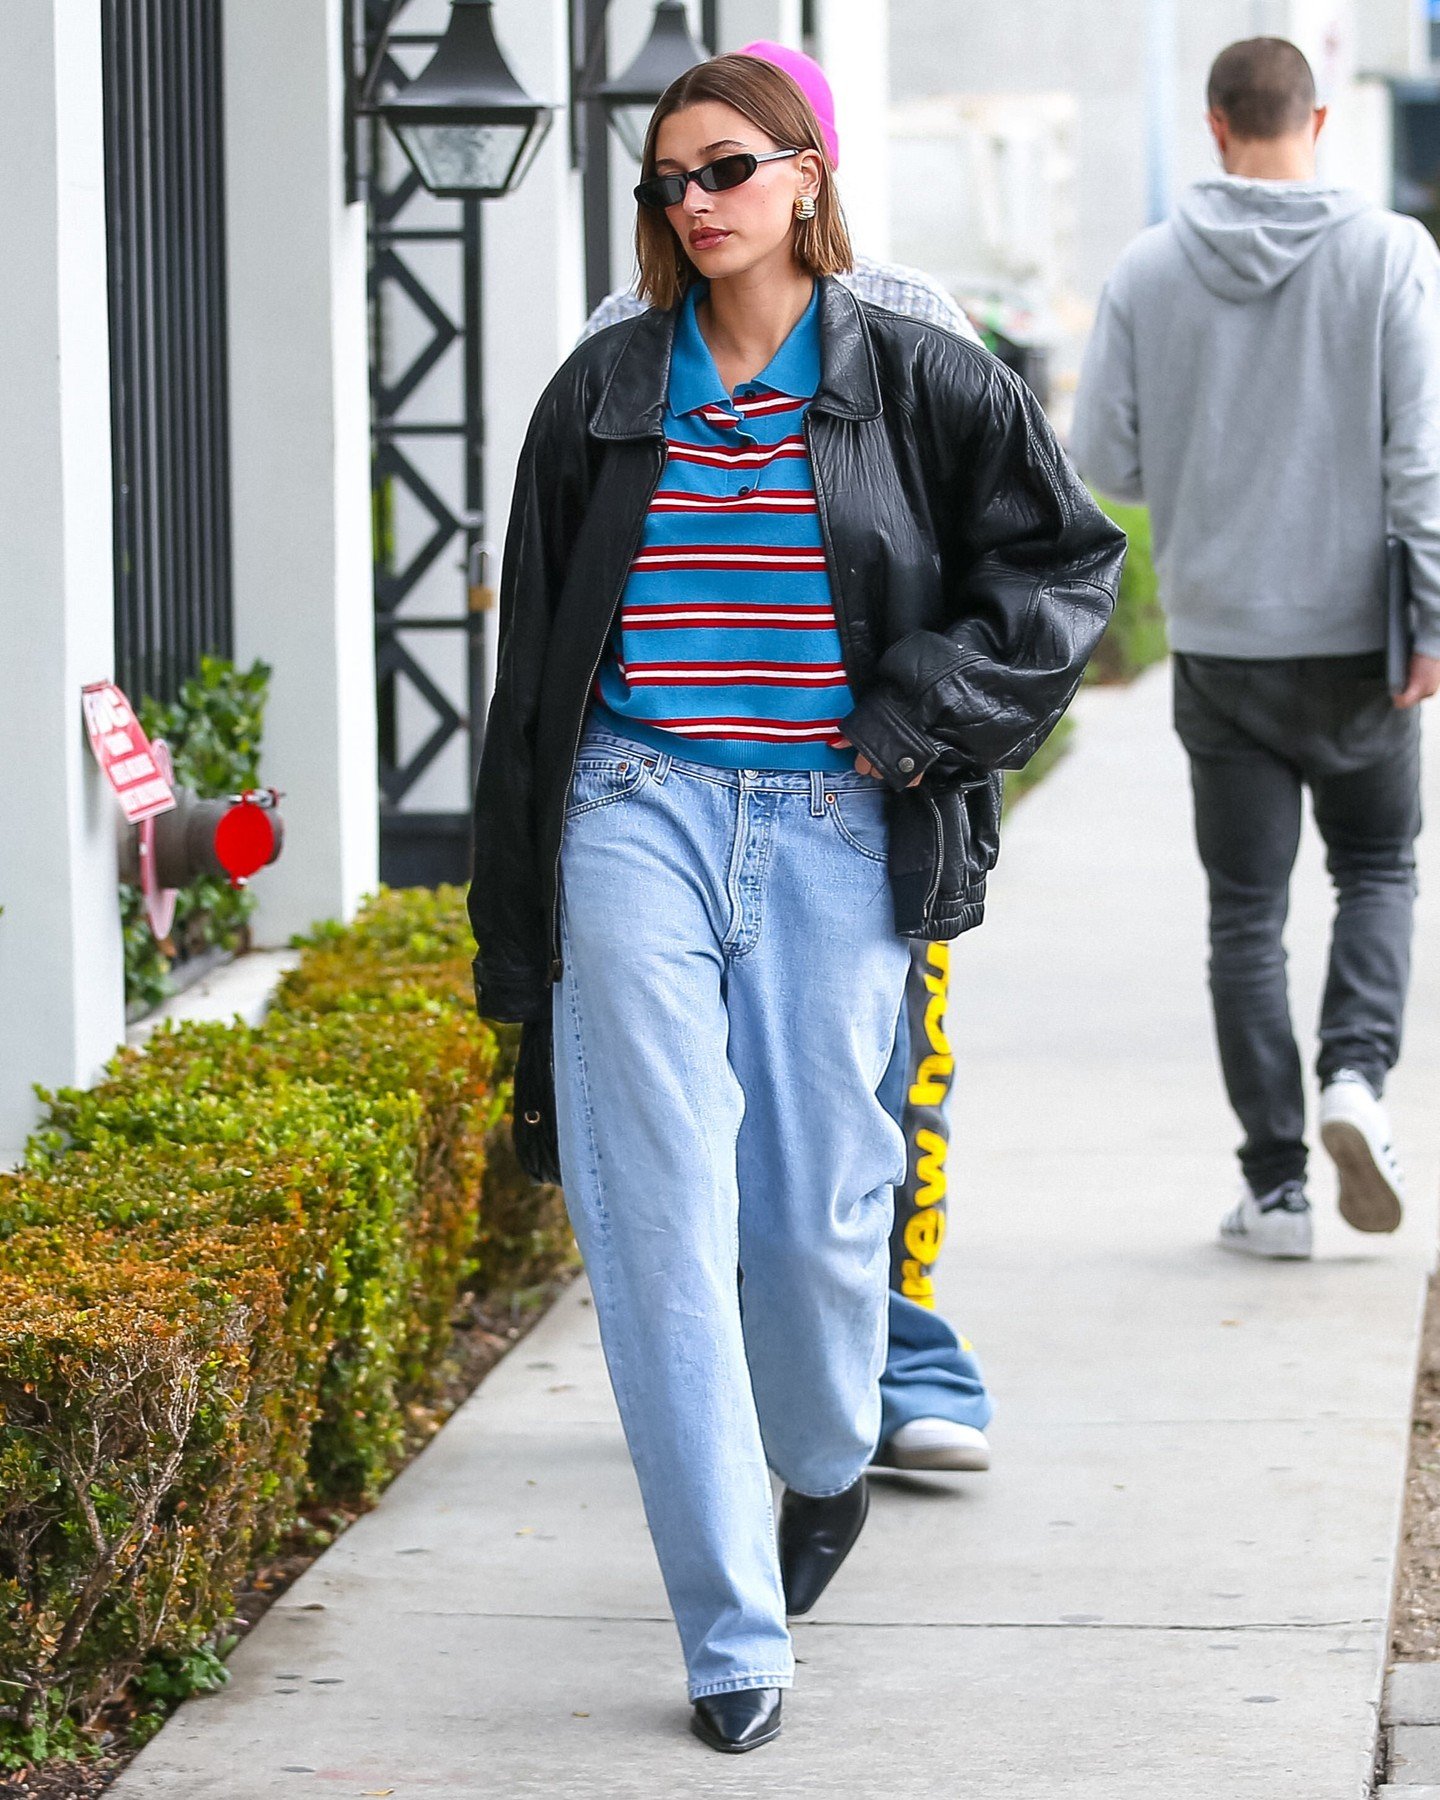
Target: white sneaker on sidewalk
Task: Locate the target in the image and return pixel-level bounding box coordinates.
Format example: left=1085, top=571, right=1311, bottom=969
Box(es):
left=1319, top=1069, right=1404, bottom=1234
left=871, top=1419, right=991, bottom=1472
left=1218, top=1180, right=1314, bottom=1260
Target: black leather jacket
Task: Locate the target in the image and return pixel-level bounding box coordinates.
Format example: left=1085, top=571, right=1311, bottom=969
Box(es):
left=470, top=278, right=1125, bottom=1024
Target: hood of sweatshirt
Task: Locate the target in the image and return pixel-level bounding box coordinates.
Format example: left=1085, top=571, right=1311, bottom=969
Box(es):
left=1171, top=176, right=1370, bottom=302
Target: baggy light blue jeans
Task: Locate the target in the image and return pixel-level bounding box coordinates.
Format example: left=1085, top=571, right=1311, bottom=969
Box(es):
left=553, top=728, right=911, bottom=1699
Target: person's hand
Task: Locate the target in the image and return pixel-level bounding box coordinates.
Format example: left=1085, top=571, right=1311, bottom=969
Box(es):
left=835, top=736, right=925, bottom=787
left=1395, top=653, right=1440, bottom=710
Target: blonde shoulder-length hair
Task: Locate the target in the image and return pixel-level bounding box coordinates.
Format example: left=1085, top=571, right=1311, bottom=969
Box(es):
left=634, top=54, right=853, bottom=311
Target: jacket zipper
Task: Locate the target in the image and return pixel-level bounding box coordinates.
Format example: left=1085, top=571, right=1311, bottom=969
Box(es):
left=548, top=442, right=667, bottom=977
left=923, top=796, right=944, bottom=914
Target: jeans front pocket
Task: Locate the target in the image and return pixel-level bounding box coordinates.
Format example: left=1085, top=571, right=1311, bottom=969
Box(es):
left=826, top=785, right=890, bottom=864
left=564, top=748, right=653, bottom=821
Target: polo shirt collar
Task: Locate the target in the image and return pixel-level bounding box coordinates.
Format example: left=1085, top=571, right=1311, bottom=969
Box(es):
left=590, top=279, right=879, bottom=443
left=756, top=281, right=822, bottom=400
left=667, top=280, right=822, bottom=416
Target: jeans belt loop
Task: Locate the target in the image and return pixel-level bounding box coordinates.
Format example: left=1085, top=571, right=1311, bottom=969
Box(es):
left=810, top=770, right=827, bottom=817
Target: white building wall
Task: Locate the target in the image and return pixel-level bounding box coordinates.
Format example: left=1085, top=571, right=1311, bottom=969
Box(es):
left=0, top=0, right=125, bottom=1161
left=815, top=0, right=893, bottom=258
left=224, top=0, right=379, bottom=944
left=722, top=0, right=803, bottom=46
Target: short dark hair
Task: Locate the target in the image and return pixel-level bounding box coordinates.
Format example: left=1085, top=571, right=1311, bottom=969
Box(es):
left=1207, top=37, right=1316, bottom=141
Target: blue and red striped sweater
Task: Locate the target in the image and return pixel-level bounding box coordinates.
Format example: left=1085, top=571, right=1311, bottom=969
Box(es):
left=592, top=282, right=856, bottom=771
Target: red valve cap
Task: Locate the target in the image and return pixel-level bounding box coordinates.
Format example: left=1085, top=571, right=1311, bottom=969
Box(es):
left=214, top=800, right=276, bottom=885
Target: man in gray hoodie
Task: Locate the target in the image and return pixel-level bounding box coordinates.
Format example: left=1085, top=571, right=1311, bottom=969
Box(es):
left=1073, top=37, right=1440, bottom=1260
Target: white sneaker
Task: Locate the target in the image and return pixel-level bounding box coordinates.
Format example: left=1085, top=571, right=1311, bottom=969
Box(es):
left=1320, top=1069, right=1404, bottom=1234
left=872, top=1419, right=991, bottom=1473
left=1218, top=1181, right=1314, bottom=1260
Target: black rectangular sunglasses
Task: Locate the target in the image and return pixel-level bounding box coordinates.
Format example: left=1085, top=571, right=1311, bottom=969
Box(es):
left=635, top=148, right=800, bottom=211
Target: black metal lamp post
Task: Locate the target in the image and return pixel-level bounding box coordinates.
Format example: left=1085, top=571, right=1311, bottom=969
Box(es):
left=349, top=0, right=555, bottom=202
left=590, top=0, right=710, bottom=161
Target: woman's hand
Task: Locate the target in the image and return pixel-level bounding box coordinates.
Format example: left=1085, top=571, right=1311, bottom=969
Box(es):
left=835, top=736, right=925, bottom=787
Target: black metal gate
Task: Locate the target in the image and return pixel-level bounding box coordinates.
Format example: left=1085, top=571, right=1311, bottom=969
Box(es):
left=102, top=0, right=233, bottom=706
left=358, top=0, right=489, bottom=888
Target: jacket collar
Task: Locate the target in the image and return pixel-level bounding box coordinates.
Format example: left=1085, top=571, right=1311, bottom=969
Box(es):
left=590, top=275, right=882, bottom=442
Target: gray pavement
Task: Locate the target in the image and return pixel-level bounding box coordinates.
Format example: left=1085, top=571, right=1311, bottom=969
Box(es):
left=111, top=664, right=1440, bottom=1798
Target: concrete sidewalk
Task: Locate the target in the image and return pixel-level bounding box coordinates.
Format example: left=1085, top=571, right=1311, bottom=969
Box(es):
left=111, top=664, right=1440, bottom=1799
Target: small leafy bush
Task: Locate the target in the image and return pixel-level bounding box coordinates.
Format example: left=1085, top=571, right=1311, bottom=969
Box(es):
left=1089, top=500, right=1167, bottom=684
left=122, top=657, right=272, bottom=1017
left=0, top=886, right=572, bottom=1761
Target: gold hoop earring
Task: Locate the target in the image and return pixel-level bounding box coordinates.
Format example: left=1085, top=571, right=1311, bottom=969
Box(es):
left=794, top=194, right=817, bottom=221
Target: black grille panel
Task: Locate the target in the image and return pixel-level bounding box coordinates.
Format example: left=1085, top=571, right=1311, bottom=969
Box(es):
left=103, top=0, right=233, bottom=704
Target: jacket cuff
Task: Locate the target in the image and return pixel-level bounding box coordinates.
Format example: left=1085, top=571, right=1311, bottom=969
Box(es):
left=839, top=692, right=939, bottom=791
left=1412, top=627, right=1440, bottom=661
left=472, top=954, right=549, bottom=1025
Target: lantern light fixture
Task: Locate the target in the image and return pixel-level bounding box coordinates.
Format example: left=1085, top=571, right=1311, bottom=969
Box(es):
left=352, top=0, right=555, bottom=202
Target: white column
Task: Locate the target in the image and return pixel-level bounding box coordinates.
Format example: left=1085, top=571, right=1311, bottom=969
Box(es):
left=716, top=0, right=803, bottom=50
left=224, top=0, right=378, bottom=944
left=0, top=0, right=124, bottom=1160
left=482, top=0, right=585, bottom=655
left=813, top=0, right=891, bottom=258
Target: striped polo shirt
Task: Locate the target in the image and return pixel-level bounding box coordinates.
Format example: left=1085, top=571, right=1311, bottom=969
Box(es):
left=591, top=282, right=856, bottom=771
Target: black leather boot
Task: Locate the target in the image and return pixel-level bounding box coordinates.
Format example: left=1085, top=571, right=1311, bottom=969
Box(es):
left=778, top=1475, right=869, bottom=1616
left=690, top=1687, right=783, bottom=1753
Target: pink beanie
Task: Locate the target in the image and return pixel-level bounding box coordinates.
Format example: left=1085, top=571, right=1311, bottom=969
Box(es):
left=739, top=41, right=840, bottom=169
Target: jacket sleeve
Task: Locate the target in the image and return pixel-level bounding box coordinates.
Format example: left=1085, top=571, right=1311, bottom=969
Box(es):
left=467, top=375, right=590, bottom=1023
left=1382, top=218, right=1440, bottom=659
left=840, top=348, right=1127, bottom=790
left=1070, top=276, right=1145, bottom=506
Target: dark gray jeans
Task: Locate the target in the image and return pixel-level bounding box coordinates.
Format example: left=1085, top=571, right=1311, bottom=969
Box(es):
left=1172, top=653, right=1422, bottom=1196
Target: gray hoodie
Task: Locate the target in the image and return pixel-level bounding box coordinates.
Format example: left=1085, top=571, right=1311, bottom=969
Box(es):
left=1072, top=176, right=1440, bottom=659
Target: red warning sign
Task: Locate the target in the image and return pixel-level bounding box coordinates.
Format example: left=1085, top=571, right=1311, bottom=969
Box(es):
left=81, top=681, right=177, bottom=824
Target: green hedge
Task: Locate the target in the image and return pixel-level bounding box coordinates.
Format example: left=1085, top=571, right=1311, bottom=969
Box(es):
left=0, top=887, right=572, bottom=1765
left=1006, top=499, right=1165, bottom=807
left=1089, top=500, right=1167, bottom=684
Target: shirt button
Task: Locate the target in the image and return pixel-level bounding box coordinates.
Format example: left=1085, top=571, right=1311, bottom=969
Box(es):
left=898, top=756, right=916, bottom=774
left=738, top=485, right=753, bottom=497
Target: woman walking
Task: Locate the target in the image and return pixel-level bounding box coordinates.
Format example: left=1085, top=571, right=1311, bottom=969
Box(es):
left=469, top=55, right=1124, bottom=1753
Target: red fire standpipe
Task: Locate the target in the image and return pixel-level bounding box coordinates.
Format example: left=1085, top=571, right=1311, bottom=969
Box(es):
left=144, top=787, right=284, bottom=889
left=117, top=786, right=285, bottom=938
